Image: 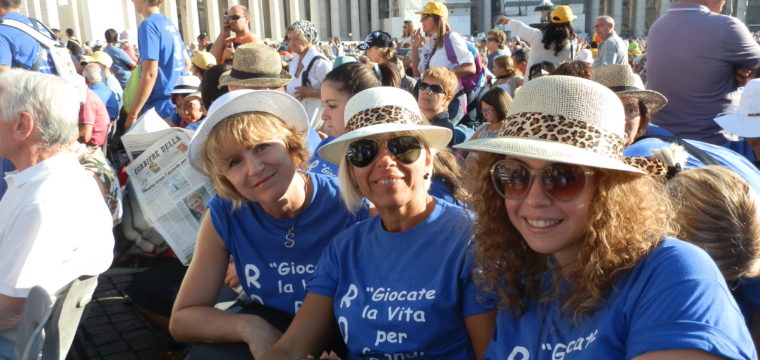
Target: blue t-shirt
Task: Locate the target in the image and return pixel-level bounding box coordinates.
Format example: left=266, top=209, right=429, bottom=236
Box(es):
left=306, top=126, right=322, bottom=154
left=309, top=137, right=339, bottom=178
left=0, top=12, right=55, bottom=73
left=103, top=44, right=134, bottom=89
left=137, top=13, right=185, bottom=119
left=308, top=199, right=492, bottom=358
left=485, top=239, right=757, bottom=360
left=184, top=118, right=205, bottom=131
left=0, top=158, right=15, bottom=200
left=90, top=82, right=119, bottom=120
left=208, top=172, right=368, bottom=315
left=735, top=276, right=760, bottom=328
left=724, top=140, right=758, bottom=165
left=626, top=137, right=760, bottom=195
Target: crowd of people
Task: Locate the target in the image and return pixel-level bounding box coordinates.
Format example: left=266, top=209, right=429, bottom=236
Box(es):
left=1, top=0, right=760, bottom=358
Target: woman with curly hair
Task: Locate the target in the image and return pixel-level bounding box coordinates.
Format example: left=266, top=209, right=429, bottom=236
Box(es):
left=455, top=75, right=756, bottom=359
left=500, top=5, right=578, bottom=82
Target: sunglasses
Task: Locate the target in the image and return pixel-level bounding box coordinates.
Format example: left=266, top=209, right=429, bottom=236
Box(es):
left=490, top=159, right=594, bottom=201
left=418, top=81, right=445, bottom=94
left=226, top=15, right=244, bottom=21
left=346, top=136, right=422, bottom=168
left=487, top=37, right=498, bottom=42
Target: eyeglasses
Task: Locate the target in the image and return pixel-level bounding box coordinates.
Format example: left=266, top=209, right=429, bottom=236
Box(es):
left=346, top=136, right=422, bottom=168
left=418, top=81, right=445, bottom=94
left=490, top=159, right=594, bottom=201
left=487, top=37, right=498, bottom=42
left=623, top=102, right=640, bottom=118
left=482, top=108, right=495, bottom=115
left=226, top=15, right=244, bottom=21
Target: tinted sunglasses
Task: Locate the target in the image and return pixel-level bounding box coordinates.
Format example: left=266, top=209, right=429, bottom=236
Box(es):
left=490, top=159, right=594, bottom=201
left=487, top=37, right=498, bottom=42
left=226, top=15, right=244, bottom=21
left=418, top=81, right=445, bottom=94
left=346, top=136, right=422, bottom=168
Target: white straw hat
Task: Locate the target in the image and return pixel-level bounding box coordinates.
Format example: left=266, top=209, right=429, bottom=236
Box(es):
left=455, top=76, right=661, bottom=174
left=188, top=90, right=308, bottom=173
left=592, top=64, right=667, bottom=115
left=170, top=75, right=201, bottom=95
left=715, top=79, right=760, bottom=138
left=317, top=87, right=452, bottom=164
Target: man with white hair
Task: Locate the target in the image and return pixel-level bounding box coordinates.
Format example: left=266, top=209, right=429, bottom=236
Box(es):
left=592, top=16, right=627, bottom=69
left=0, top=69, right=114, bottom=358
left=83, top=62, right=119, bottom=121
left=646, top=0, right=760, bottom=145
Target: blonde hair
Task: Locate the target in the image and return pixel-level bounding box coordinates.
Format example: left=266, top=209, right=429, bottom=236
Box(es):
left=432, top=15, right=452, bottom=50
left=493, top=55, right=517, bottom=78
left=422, top=66, right=458, bottom=98
left=666, top=166, right=760, bottom=281
left=202, top=112, right=308, bottom=209
left=469, top=152, right=674, bottom=319
left=338, top=131, right=436, bottom=213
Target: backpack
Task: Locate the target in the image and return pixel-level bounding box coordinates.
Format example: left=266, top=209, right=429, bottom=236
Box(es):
left=301, top=55, right=328, bottom=88
left=0, top=18, right=84, bottom=102
left=443, top=32, right=485, bottom=93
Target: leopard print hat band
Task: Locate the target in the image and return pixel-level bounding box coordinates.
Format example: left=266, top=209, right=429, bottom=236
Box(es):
left=344, top=105, right=425, bottom=133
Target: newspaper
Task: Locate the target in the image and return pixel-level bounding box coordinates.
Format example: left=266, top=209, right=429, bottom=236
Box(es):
left=123, top=124, right=214, bottom=265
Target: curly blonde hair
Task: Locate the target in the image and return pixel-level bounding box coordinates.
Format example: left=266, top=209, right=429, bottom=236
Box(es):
left=666, top=166, right=760, bottom=282
left=202, top=112, right=308, bottom=209
left=468, top=152, right=674, bottom=319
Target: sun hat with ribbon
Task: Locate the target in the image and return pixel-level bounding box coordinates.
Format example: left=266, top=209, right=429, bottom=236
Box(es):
left=715, top=79, right=760, bottom=138
left=187, top=90, right=308, bottom=173
left=170, top=75, right=201, bottom=95
left=592, top=64, right=667, bottom=115
left=551, top=5, right=577, bottom=24
left=415, top=1, right=448, bottom=19
left=218, top=43, right=292, bottom=89
left=455, top=75, right=666, bottom=175
left=318, top=87, right=452, bottom=165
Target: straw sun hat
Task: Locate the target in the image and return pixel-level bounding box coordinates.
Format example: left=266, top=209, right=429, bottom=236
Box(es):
left=218, top=43, right=293, bottom=89
left=592, top=64, right=667, bottom=115
left=318, top=87, right=452, bottom=165
left=715, top=78, right=760, bottom=138
left=188, top=90, right=308, bottom=173
left=455, top=75, right=664, bottom=175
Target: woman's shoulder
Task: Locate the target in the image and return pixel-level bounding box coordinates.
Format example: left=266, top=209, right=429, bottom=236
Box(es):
left=636, top=237, right=724, bottom=282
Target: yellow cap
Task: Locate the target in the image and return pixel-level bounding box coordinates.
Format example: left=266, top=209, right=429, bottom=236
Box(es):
left=192, top=51, right=217, bottom=70
left=415, top=1, right=448, bottom=19
left=79, top=55, right=95, bottom=65
left=91, top=51, right=113, bottom=68
left=550, top=5, right=577, bottom=24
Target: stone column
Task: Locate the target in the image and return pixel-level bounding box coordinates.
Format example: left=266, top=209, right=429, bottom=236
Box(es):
left=181, top=0, right=201, bottom=44
left=611, top=0, right=623, bottom=28
left=330, top=0, right=340, bottom=39
left=736, top=0, right=748, bottom=21
left=482, top=0, right=492, bottom=34
left=123, top=0, right=138, bottom=34
left=205, top=0, right=221, bottom=40
left=160, top=0, right=180, bottom=30
left=317, top=0, right=330, bottom=40
left=78, top=0, right=94, bottom=43
left=26, top=0, right=42, bottom=20
left=246, top=0, right=264, bottom=39
left=288, top=0, right=301, bottom=24
left=270, top=0, right=283, bottom=42
left=350, top=0, right=360, bottom=40
left=63, top=0, right=82, bottom=44
left=228, top=0, right=240, bottom=6
left=40, top=0, right=61, bottom=30
left=586, top=0, right=601, bottom=35
left=633, top=0, right=646, bottom=36
left=370, top=0, right=379, bottom=30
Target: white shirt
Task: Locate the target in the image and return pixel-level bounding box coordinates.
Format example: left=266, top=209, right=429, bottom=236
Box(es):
left=286, top=46, right=332, bottom=96
left=0, top=153, right=114, bottom=299
left=417, top=32, right=474, bottom=75
left=508, top=20, right=576, bottom=81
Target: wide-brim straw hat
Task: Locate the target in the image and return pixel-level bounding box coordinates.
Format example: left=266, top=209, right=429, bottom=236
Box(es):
left=188, top=90, right=308, bottom=173
left=318, top=87, right=452, bottom=165
left=592, top=64, right=667, bottom=115
left=715, top=78, right=760, bottom=138
left=455, top=76, right=662, bottom=175
left=218, top=43, right=292, bottom=89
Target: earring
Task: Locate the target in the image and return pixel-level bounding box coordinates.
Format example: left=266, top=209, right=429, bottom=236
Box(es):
left=423, top=173, right=430, bottom=180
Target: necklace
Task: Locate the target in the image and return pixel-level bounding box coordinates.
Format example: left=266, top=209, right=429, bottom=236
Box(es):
left=283, top=173, right=310, bottom=248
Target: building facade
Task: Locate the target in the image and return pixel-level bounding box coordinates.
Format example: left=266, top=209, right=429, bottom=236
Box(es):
left=17, top=0, right=760, bottom=47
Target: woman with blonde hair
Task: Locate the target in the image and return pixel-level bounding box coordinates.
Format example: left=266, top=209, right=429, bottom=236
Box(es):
left=262, top=87, right=494, bottom=359
left=358, top=30, right=400, bottom=87
left=491, top=55, right=522, bottom=96
left=456, top=75, right=756, bottom=359
left=170, top=91, right=368, bottom=358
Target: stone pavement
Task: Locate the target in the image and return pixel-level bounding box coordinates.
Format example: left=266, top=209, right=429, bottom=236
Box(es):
left=67, top=267, right=183, bottom=360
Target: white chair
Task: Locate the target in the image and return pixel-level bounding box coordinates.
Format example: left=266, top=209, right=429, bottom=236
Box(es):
left=13, top=275, right=99, bottom=360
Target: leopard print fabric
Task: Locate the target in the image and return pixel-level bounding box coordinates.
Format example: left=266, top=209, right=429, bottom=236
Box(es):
left=345, top=105, right=425, bottom=133
left=499, top=112, right=627, bottom=159
left=624, top=157, right=668, bottom=176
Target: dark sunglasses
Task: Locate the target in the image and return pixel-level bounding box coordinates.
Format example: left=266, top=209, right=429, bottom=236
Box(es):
left=346, top=136, right=422, bottom=168
left=418, top=81, right=445, bottom=94
left=490, top=159, right=594, bottom=201
left=487, top=37, right=498, bottom=42
left=226, top=15, right=244, bottom=21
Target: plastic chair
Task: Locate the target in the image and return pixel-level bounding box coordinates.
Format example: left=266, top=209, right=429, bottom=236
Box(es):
left=13, top=275, right=99, bottom=360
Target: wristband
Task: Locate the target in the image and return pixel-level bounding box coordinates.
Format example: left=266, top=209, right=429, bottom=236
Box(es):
left=127, top=114, right=137, bottom=120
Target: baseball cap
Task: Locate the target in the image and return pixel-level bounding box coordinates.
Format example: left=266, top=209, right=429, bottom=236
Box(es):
left=415, top=1, right=448, bottom=19
left=358, top=31, right=393, bottom=50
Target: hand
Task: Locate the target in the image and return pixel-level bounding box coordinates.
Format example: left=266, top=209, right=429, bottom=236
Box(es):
left=411, top=29, right=424, bottom=50
left=221, top=23, right=231, bottom=38
left=294, top=86, right=315, bottom=100
left=224, top=261, right=240, bottom=288
left=222, top=43, right=235, bottom=61
left=735, top=66, right=754, bottom=87
left=242, top=315, right=283, bottom=358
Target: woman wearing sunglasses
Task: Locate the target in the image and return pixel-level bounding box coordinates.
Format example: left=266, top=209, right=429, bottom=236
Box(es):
left=261, top=87, right=494, bottom=359
left=456, top=76, right=756, bottom=359
left=170, top=91, right=368, bottom=358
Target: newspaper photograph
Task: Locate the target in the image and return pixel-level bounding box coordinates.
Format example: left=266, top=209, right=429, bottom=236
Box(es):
left=124, top=128, right=215, bottom=265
